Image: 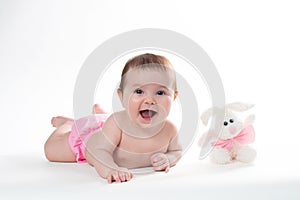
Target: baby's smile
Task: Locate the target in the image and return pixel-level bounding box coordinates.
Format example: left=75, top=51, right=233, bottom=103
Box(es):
left=139, top=109, right=157, bottom=121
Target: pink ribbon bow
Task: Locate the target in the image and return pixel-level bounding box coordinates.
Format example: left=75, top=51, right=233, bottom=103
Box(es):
left=213, top=125, right=255, bottom=151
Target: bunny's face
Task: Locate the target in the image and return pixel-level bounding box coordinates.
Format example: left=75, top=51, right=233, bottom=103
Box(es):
left=220, top=112, right=243, bottom=140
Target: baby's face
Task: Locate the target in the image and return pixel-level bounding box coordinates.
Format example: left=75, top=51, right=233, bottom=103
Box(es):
left=119, top=68, right=176, bottom=128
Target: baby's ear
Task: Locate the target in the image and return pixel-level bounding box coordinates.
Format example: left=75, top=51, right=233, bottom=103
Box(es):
left=226, top=102, right=254, bottom=112
left=117, top=89, right=122, bottom=99
left=173, top=91, right=178, bottom=101
left=117, top=89, right=124, bottom=107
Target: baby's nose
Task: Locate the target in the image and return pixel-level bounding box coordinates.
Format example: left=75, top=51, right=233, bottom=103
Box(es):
left=144, top=96, right=156, bottom=105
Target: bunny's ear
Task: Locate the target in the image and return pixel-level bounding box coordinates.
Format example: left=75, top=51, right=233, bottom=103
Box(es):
left=244, top=114, right=255, bottom=126
left=201, top=108, right=214, bottom=126
left=226, top=102, right=254, bottom=112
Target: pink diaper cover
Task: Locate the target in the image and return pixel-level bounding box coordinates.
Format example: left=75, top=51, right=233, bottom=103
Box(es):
left=69, top=114, right=108, bottom=163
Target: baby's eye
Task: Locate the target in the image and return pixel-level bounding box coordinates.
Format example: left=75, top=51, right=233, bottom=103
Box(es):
left=223, top=121, right=228, bottom=126
left=134, top=89, right=144, bottom=94
left=156, top=90, right=166, bottom=96
left=229, top=119, right=234, bottom=123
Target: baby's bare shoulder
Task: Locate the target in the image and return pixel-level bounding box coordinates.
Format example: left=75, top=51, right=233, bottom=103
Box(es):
left=101, top=113, right=122, bottom=140
left=104, top=111, right=123, bottom=126
left=164, top=120, right=178, bottom=137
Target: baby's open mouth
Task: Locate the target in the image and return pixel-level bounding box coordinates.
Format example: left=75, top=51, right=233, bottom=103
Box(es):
left=139, top=109, right=157, bottom=119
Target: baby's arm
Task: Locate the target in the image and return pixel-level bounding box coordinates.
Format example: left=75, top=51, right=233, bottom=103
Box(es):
left=151, top=122, right=182, bottom=172
left=85, top=115, right=132, bottom=183
left=166, top=133, right=182, bottom=166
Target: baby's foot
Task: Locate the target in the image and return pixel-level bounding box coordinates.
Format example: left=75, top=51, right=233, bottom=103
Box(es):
left=93, top=104, right=106, bottom=114
left=51, top=116, right=74, bottom=128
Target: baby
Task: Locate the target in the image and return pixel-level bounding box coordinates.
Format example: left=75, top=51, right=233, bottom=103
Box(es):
left=44, top=53, right=182, bottom=183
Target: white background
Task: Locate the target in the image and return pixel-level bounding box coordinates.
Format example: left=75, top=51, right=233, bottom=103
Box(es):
left=1, top=0, right=300, bottom=198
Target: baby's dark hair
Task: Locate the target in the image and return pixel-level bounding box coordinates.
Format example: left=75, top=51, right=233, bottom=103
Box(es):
left=119, top=53, right=178, bottom=98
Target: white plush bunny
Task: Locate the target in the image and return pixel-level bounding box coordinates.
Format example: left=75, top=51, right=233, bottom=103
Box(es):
left=199, top=102, right=256, bottom=164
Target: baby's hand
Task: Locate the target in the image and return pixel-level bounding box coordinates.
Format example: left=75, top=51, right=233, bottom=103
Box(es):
left=106, top=167, right=133, bottom=184
left=150, top=153, right=170, bottom=172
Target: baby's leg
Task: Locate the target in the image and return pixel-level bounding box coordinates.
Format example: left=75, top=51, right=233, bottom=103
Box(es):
left=51, top=116, right=74, bottom=128
left=45, top=104, right=105, bottom=162
left=44, top=119, right=76, bottom=162
left=93, top=104, right=106, bottom=114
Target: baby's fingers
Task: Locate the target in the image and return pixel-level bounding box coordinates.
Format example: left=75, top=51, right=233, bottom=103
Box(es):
left=151, top=153, right=163, bottom=162
left=107, top=175, right=116, bottom=184
left=164, top=166, right=170, bottom=173
left=151, top=154, right=166, bottom=166
left=153, top=162, right=170, bottom=172
left=122, top=172, right=133, bottom=182
left=107, top=170, right=133, bottom=184
left=107, top=171, right=121, bottom=184
left=118, top=168, right=133, bottom=182
left=119, top=172, right=132, bottom=182
left=125, top=172, right=133, bottom=181
left=152, top=158, right=167, bottom=167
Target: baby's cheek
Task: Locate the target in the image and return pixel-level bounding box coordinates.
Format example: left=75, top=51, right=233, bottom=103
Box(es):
left=123, top=94, right=140, bottom=107
left=131, top=95, right=142, bottom=102
left=161, top=98, right=172, bottom=111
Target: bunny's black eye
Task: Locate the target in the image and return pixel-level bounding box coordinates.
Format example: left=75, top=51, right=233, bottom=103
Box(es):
left=224, top=121, right=228, bottom=126
left=229, top=119, right=234, bottom=123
